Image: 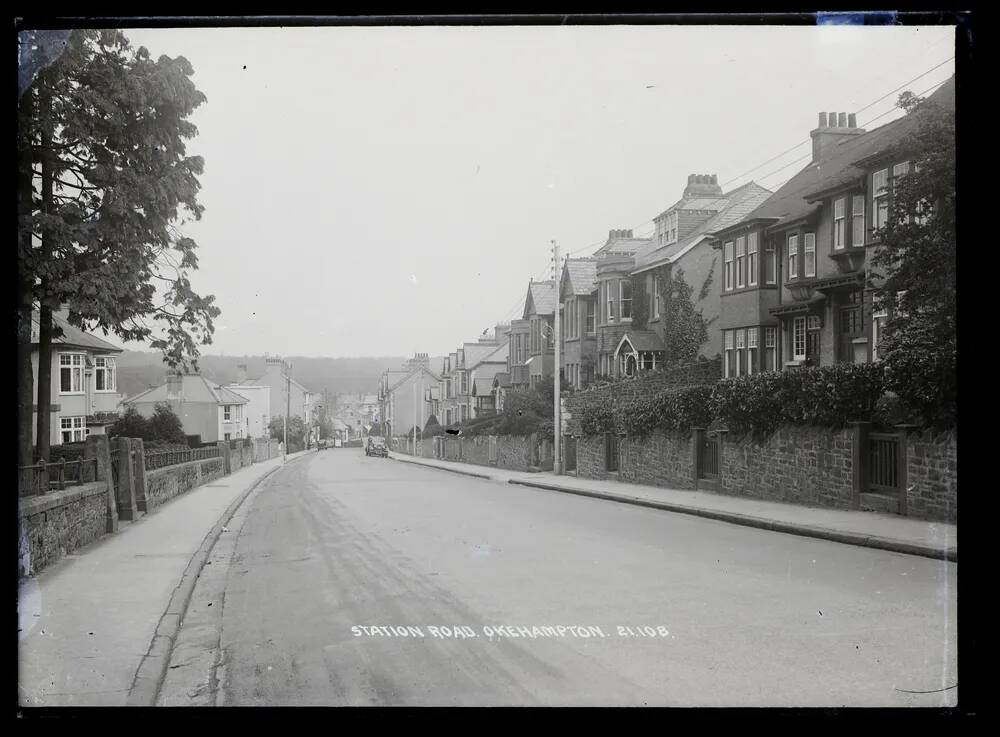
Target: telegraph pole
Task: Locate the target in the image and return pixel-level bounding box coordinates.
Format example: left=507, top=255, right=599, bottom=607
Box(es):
left=552, top=240, right=562, bottom=476
left=412, top=380, right=417, bottom=455
left=284, top=361, right=291, bottom=462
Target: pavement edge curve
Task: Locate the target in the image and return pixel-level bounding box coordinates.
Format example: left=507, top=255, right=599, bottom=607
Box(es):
left=390, top=453, right=493, bottom=480
left=509, top=479, right=957, bottom=563
left=125, top=454, right=310, bottom=706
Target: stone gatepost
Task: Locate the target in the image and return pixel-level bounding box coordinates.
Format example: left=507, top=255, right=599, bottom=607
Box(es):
left=116, top=436, right=138, bottom=521
left=850, top=421, right=871, bottom=510
left=86, top=434, right=117, bottom=533
left=895, top=424, right=920, bottom=517
left=218, top=440, right=232, bottom=475
left=132, top=438, right=149, bottom=513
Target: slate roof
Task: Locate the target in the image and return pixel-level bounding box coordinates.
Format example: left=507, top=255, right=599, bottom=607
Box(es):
left=563, top=258, right=598, bottom=296
left=593, top=237, right=653, bottom=258
left=617, top=330, right=665, bottom=353
left=125, top=374, right=250, bottom=406
left=523, top=281, right=557, bottom=318
left=741, top=76, right=955, bottom=230
left=492, top=372, right=511, bottom=389
left=30, top=309, right=123, bottom=353
left=467, top=341, right=508, bottom=368
left=634, top=181, right=773, bottom=271
left=472, top=378, right=495, bottom=396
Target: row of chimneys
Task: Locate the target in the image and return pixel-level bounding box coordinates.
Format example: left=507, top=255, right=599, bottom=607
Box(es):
left=686, top=174, right=718, bottom=185
left=810, top=110, right=865, bottom=162
left=818, top=112, right=858, bottom=128
left=607, top=228, right=633, bottom=240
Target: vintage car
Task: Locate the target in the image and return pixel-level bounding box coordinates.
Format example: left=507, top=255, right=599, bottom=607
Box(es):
left=365, top=437, right=388, bottom=457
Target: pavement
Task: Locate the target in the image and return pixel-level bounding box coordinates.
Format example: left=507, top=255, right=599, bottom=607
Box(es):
left=17, top=449, right=314, bottom=708
left=388, top=452, right=957, bottom=562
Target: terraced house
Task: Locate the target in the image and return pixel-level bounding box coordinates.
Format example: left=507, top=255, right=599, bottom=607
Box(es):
left=708, top=76, right=954, bottom=376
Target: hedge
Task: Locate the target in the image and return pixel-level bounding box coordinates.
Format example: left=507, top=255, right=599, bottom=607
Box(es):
left=578, top=363, right=888, bottom=439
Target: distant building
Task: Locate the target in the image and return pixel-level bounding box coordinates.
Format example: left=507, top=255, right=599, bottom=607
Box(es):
left=224, top=363, right=270, bottom=439
left=125, top=371, right=249, bottom=443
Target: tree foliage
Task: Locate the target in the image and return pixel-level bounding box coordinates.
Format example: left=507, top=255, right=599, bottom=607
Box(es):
left=148, top=403, right=187, bottom=444
left=268, top=415, right=306, bottom=450
left=869, top=89, right=956, bottom=427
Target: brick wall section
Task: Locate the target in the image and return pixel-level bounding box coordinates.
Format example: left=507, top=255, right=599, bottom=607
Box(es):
left=563, top=357, right=721, bottom=435
left=144, top=457, right=227, bottom=511
left=19, top=481, right=108, bottom=578
left=719, top=427, right=855, bottom=508
left=576, top=435, right=611, bottom=480
left=905, top=429, right=957, bottom=523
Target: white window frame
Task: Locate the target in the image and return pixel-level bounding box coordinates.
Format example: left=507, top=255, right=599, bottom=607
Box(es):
left=620, top=279, right=632, bottom=320
left=787, top=235, right=799, bottom=279
left=765, top=240, right=776, bottom=285
left=747, top=327, right=758, bottom=375
left=873, top=168, right=889, bottom=230
left=724, top=330, right=734, bottom=378
left=665, top=212, right=678, bottom=245
left=804, top=233, right=816, bottom=278
left=734, top=329, right=745, bottom=377
left=834, top=198, right=846, bottom=250
left=94, top=356, right=116, bottom=392
left=60, top=415, right=88, bottom=443
left=224, top=405, right=232, bottom=421
left=872, top=308, right=888, bottom=362
left=765, top=327, right=777, bottom=371
left=59, top=353, right=85, bottom=395
left=586, top=299, right=596, bottom=334
left=748, top=233, right=758, bottom=287
left=793, top=317, right=807, bottom=361
left=736, top=236, right=746, bottom=289
left=652, top=274, right=660, bottom=318
left=852, top=194, right=866, bottom=246
left=724, top=241, right=734, bottom=291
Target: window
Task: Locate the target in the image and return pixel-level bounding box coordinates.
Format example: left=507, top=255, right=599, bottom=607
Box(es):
left=834, top=198, right=846, bottom=250
left=94, top=356, right=116, bottom=392
left=747, top=327, right=759, bottom=375
left=765, top=326, right=777, bottom=371
left=736, top=237, right=746, bottom=288
left=224, top=432, right=231, bottom=441
left=606, top=282, right=616, bottom=323
left=851, top=195, right=865, bottom=246
left=787, top=235, right=799, bottom=279
left=893, top=161, right=911, bottom=223
left=461, top=373, right=468, bottom=394
left=873, top=168, right=889, bottom=230
left=793, top=317, right=807, bottom=360
left=804, top=233, right=816, bottom=277
left=653, top=275, right=661, bottom=317
left=872, top=309, right=888, bottom=361
left=808, top=315, right=821, bottom=331
left=748, top=233, right=758, bottom=287
left=665, top=212, right=678, bottom=244
left=59, top=354, right=84, bottom=394
left=620, top=280, right=632, bottom=320
left=724, top=241, right=734, bottom=291
left=60, top=416, right=88, bottom=444
left=724, top=330, right=734, bottom=378
left=224, top=405, right=232, bottom=421
left=735, top=329, right=745, bottom=377
left=765, top=240, right=776, bottom=284
left=586, top=300, right=595, bottom=333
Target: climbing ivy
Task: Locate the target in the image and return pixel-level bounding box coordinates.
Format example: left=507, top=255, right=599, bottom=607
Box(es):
left=630, top=274, right=648, bottom=330
left=655, top=265, right=709, bottom=364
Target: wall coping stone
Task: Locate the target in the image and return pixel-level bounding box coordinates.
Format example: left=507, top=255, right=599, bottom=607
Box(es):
left=19, top=481, right=108, bottom=518
left=145, top=456, right=223, bottom=481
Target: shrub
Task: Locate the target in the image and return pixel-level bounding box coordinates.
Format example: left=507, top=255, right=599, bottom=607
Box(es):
left=109, top=406, right=151, bottom=439
left=422, top=415, right=443, bottom=439
left=148, top=403, right=187, bottom=444
left=579, top=397, right=617, bottom=435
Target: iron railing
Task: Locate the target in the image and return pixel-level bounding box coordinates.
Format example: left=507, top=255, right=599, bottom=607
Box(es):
left=18, top=457, right=98, bottom=497
left=144, top=446, right=221, bottom=470
left=605, top=433, right=620, bottom=472
left=868, top=432, right=900, bottom=494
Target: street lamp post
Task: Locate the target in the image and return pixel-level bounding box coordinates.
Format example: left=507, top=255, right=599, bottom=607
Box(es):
left=552, top=240, right=561, bottom=476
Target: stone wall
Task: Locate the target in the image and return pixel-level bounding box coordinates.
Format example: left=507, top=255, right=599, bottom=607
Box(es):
left=619, top=431, right=697, bottom=490
left=19, top=481, right=109, bottom=578
left=144, top=457, right=227, bottom=511
left=719, top=427, right=855, bottom=509
left=905, top=429, right=957, bottom=523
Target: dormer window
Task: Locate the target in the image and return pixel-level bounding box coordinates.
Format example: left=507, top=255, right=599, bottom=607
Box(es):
left=665, top=212, right=678, bottom=244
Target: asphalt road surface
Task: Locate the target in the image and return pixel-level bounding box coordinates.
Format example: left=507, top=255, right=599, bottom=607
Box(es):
left=214, top=449, right=957, bottom=707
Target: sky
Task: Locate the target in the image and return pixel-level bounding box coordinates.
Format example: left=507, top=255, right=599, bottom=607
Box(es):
left=115, top=23, right=955, bottom=359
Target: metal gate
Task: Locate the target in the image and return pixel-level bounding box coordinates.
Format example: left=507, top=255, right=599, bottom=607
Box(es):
left=605, top=433, right=619, bottom=472
left=697, top=432, right=719, bottom=480
left=868, top=432, right=900, bottom=494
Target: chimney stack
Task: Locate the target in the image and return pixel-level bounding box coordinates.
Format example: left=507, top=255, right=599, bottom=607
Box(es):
left=236, top=363, right=247, bottom=384
left=683, top=172, right=723, bottom=198
left=810, top=110, right=866, bottom=162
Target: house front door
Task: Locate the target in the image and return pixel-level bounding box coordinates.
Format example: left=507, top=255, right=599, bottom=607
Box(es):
left=837, top=290, right=863, bottom=363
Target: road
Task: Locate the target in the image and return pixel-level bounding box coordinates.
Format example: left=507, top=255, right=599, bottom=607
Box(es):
left=210, top=449, right=957, bottom=707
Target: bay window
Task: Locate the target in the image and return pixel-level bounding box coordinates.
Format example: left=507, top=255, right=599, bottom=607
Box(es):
left=60, top=416, right=87, bottom=444
left=735, top=328, right=745, bottom=376
left=95, top=356, right=116, bottom=392
left=747, top=327, right=758, bottom=374
left=620, top=279, right=632, bottom=320
left=765, top=240, right=776, bottom=284
left=59, top=353, right=84, bottom=394
left=873, top=168, right=889, bottom=230
left=586, top=300, right=595, bottom=333
left=748, top=233, right=758, bottom=286
left=724, top=330, right=734, bottom=378
left=792, top=317, right=807, bottom=361
left=606, top=282, right=616, bottom=323
left=224, top=405, right=232, bottom=421
left=765, top=327, right=777, bottom=370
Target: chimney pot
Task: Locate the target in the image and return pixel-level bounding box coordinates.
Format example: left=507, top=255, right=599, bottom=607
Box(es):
left=711, top=174, right=718, bottom=184
left=687, top=174, right=694, bottom=184
left=838, top=112, right=847, bottom=127
left=829, top=111, right=838, bottom=127
left=848, top=113, right=857, bottom=128
left=819, top=112, right=827, bottom=127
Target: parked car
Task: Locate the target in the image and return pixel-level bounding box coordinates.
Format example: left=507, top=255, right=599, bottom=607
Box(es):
left=317, top=438, right=330, bottom=450
left=366, top=437, right=388, bottom=457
